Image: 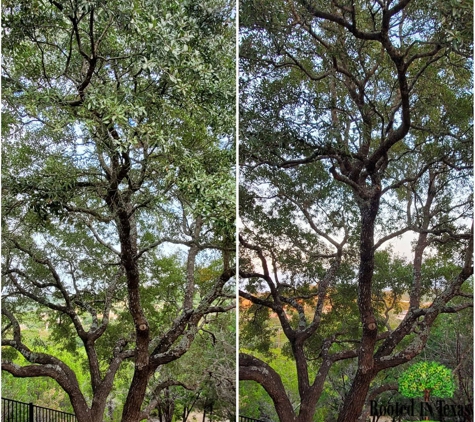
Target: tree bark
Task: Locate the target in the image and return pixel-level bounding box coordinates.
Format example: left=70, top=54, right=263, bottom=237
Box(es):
left=337, top=191, right=380, bottom=422
left=337, top=369, right=376, bottom=422
left=240, top=353, right=298, bottom=422
left=410, top=169, right=436, bottom=309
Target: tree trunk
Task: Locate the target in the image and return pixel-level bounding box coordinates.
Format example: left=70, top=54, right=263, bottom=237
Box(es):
left=422, top=389, right=430, bottom=421
left=121, top=368, right=152, bottom=422
left=113, top=197, right=152, bottom=422
left=336, top=370, right=375, bottom=422
left=337, top=195, right=380, bottom=422
left=72, top=406, right=94, bottom=422
left=410, top=169, right=436, bottom=309
left=164, top=387, right=175, bottom=422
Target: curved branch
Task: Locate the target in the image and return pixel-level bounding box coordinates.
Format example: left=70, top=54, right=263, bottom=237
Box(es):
left=239, top=353, right=297, bottom=422
left=299, top=0, right=381, bottom=41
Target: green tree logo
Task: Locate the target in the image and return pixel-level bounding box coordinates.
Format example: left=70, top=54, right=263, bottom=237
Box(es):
left=399, top=361, right=455, bottom=403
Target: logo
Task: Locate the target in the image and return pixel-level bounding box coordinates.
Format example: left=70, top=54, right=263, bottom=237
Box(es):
left=370, top=399, right=473, bottom=421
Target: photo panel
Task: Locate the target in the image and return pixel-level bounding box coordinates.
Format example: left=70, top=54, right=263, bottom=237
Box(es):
left=2, top=1, right=236, bottom=421
left=238, top=1, right=473, bottom=421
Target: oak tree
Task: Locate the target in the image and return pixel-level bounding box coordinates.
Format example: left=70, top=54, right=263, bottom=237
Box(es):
left=239, top=0, right=473, bottom=421
left=1, top=1, right=235, bottom=421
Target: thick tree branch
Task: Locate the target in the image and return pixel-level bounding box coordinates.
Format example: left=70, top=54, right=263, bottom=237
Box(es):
left=239, top=353, right=298, bottom=422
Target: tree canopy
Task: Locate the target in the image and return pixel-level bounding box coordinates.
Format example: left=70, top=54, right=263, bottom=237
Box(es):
left=1, top=0, right=235, bottom=421
left=239, top=0, right=472, bottom=421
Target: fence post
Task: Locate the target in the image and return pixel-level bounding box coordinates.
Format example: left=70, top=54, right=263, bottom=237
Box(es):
left=29, top=402, right=34, bottom=422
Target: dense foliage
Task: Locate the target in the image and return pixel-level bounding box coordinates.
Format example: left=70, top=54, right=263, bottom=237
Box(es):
left=1, top=1, right=235, bottom=421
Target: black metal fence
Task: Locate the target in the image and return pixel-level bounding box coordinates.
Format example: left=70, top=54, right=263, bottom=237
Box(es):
left=239, top=417, right=266, bottom=422
left=1, top=398, right=77, bottom=422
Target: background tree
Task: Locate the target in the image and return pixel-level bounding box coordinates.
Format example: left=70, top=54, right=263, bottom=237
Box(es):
left=142, top=307, right=236, bottom=422
left=1, top=1, right=235, bottom=421
left=239, top=0, right=473, bottom=421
